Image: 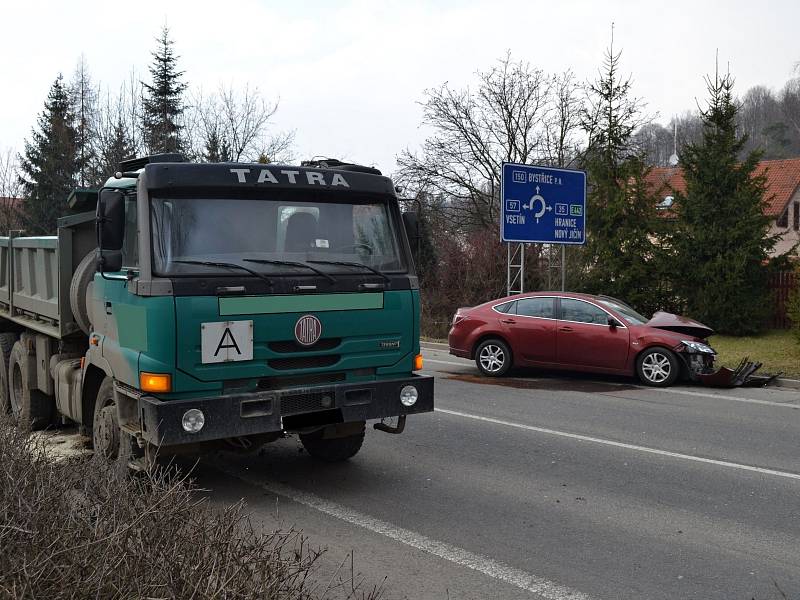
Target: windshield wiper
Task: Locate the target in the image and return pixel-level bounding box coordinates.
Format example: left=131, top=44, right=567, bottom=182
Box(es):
left=242, top=258, right=336, bottom=284
left=171, top=260, right=274, bottom=287
left=307, top=259, right=390, bottom=283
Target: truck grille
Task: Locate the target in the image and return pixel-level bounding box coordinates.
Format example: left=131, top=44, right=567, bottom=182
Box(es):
left=280, top=392, right=333, bottom=416
left=269, top=338, right=341, bottom=353
left=268, top=355, right=340, bottom=370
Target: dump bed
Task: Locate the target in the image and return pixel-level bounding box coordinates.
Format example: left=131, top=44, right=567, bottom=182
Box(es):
left=0, top=212, right=96, bottom=339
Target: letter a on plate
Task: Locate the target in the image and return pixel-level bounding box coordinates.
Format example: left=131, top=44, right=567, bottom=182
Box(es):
left=201, top=320, right=254, bottom=363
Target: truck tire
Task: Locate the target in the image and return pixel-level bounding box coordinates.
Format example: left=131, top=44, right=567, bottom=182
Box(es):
left=8, top=341, right=53, bottom=430
left=70, top=250, right=97, bottom=336
left=299, top=424, right=365, bottom=462
left=0, top=332, right=18, bottom=413
left=92, top=377, right=141, bottom=465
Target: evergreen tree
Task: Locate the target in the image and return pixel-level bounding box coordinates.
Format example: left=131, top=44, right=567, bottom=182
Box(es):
left=203, top=127, right=231, bottom=162
left=18, top=75, right=78, bottom=234
left=141, top=26, right=187, bottom=154
left=579, top=44, right=665, bottom=316
left=97, top=113, right=134, bottom=179
left=670, top=71, right=778, bottom=334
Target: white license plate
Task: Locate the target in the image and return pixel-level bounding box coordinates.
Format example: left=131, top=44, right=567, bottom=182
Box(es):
left=201, top=320, right=253, bottom=364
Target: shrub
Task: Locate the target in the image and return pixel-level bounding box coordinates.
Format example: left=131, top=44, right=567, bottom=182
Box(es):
left=0, top=417, right=380, bottom=599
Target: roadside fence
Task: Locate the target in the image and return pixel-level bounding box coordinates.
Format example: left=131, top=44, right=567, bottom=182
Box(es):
left=770, top=270, right=797, bottom=329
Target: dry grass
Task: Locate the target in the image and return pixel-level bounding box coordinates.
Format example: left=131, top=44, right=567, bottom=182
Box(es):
left=0, top=416, right=382, bottom=600
left=710, top=330, right=800, bottom=379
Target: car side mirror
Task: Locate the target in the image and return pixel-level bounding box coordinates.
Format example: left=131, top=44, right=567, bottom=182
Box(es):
left=402, top=211, right=420, bottom=243
left=608, top=316, right=621, bottom=329
left=96, top=188, right=125, bottom=273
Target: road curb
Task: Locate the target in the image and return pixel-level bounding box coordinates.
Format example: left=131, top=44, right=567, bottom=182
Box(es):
left=420, top=341, right=800, bottom=392
left=421, top=340, right=449, bottom=351
left=773, top=377, right=800, bottom=390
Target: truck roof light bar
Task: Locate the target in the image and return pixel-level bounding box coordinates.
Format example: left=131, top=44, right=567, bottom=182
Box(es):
left=300, top=157, right=382, bottom=176
left=115, top=153, right=187, bottom=178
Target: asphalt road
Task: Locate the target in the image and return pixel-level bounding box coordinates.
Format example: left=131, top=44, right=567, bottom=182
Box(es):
left=191, top=343, right=800, bottom=600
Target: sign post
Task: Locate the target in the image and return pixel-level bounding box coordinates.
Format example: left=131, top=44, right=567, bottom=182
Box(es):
left=501, top=163, right=586, bottom=294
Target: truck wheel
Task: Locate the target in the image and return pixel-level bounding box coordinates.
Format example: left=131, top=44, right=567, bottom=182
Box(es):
left=475, top=338, right=512, bottom=377
left=70, top=250, right=97, bottom=336
left=92, top=377, right=141, bottom=465
left=0, top=332, right=18, bottom=413
left=299, top=423, right=365, bottom=462
left=8, top=341, right=53, bottom=430
left=636, top=347, right=680, bottom=387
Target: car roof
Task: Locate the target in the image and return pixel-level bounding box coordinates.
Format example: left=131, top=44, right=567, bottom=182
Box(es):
left=491, top=291, right=600, bottom=304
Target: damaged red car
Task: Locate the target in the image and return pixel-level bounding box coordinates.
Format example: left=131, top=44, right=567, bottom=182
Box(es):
left=448, top=292, right=718, bottom=387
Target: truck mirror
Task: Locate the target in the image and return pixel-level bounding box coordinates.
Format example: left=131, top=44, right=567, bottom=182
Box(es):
left=96, top=188, right=125, bottom=272
left=402, top=211, right=420, bottom=242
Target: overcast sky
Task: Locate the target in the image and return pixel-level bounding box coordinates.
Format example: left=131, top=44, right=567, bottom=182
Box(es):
left=2, top=0, right=798, bottom=176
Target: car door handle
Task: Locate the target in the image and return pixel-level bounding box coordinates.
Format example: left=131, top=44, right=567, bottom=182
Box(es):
left=500, top=319, right=516, bottom=324
left=559, top=326, right=574, bottom=332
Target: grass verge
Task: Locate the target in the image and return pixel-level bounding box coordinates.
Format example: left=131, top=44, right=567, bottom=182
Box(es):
left=0, top=415, right=382, bottom=599
left=710, top=330, right=800, bottom=379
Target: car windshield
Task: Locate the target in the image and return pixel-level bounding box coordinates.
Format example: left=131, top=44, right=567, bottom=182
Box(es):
left=151, top=196, right=405, bottom=276
left=596, top=298, right=649, bottom=325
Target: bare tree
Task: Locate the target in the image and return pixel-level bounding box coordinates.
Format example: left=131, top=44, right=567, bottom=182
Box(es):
left=542, top=70, right=584, bottom=168
left=189, top=84, right=294, bottom=163
left=397, top=53, right=555, bottom=232
left=69, top=55, right=98, bottom=186
left=0, top=148, right=22, bottom=231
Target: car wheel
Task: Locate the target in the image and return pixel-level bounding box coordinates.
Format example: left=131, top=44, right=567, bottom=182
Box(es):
left=475, top=339, right=512, bottom=377
left=636, top=347, right=680, bottom=387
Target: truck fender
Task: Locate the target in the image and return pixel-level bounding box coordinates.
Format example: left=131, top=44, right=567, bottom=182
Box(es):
left=81, top=358, right=113, bottom=430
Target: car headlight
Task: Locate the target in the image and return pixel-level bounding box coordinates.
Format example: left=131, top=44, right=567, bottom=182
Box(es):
left=681, top=340, right=716, bottom=354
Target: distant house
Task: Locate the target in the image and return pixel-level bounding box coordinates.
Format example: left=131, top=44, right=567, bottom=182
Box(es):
left=645, top=158, right=800, bottom=258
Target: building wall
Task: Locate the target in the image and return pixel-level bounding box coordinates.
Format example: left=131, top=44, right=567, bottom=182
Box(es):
left=770, top=187, right=800, bottom=257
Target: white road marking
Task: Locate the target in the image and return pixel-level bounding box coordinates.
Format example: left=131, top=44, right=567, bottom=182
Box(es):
left=235, top=474, right=592, bottom=600
left=436, top=408, right=800, bottom=481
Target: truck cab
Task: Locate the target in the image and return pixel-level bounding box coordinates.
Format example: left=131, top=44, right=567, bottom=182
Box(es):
left=2, top=154, right=433, bottom=465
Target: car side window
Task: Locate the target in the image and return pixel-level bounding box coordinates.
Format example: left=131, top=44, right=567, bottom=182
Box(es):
left=559, top=299, right=608, bottom=325
left=494, top=301, right=517, bottom=314
left=516, top=297, right=555, bottom=318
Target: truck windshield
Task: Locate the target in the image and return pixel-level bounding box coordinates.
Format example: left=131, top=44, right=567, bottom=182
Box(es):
left=150, top=196, right=406, bottom=276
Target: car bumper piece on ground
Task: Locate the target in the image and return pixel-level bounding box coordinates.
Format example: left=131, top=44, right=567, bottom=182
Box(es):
left=696, top=357, right=778, bottom=388
left=138, top=374, right=434, bottom=446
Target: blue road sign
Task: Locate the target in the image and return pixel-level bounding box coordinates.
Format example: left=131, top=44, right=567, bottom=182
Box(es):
left=501, top=163, right=587, bottom=244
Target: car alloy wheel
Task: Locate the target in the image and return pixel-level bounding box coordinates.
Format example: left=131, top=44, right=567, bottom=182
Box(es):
left=475, top=339, right=511, bottom=377
left=637, top=347, right=679, bottom=387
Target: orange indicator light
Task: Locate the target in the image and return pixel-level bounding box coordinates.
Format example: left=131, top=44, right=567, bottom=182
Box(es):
left=413, top=354, right=424, bottom=371
left=140, top=372, right=172, bottom=393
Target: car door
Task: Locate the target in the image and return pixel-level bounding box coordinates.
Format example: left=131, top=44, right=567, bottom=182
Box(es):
left=498, top=297, right=557, bottom=364
left=556, top=298, right=629, bottom=371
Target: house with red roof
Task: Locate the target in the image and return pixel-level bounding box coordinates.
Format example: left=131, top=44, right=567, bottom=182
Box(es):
left=645, top=158, right=800, bottom=258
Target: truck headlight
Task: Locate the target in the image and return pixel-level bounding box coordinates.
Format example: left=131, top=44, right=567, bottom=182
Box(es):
left=400, top=385, right=418, bottom=407
left=681, top=340, right=716, bottom=354
left=182, top=409, right=205, bottom=433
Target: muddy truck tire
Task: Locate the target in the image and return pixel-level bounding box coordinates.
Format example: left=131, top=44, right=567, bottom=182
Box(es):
left=300, top=423, right=366, bottom=462
left=0, top=332, right=18, bottom=413
left=8, top=341, right=54, bottom=430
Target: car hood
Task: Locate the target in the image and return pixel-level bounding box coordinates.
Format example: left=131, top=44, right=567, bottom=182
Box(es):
left=646, top=311, right=714, bottom=338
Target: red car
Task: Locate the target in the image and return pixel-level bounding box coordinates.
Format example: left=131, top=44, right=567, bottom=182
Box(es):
left=448, top=292, right=717, bottom=387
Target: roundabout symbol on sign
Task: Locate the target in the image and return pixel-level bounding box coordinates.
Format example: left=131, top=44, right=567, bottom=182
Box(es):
left=522, top=186, right=552, bottom=223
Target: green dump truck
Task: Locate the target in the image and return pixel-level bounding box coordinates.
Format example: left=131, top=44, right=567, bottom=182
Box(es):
left=0, top=154, right=433, bottom=465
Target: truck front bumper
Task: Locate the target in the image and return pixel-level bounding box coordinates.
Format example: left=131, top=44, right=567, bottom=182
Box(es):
left=138, top=374, right=434, bottom=446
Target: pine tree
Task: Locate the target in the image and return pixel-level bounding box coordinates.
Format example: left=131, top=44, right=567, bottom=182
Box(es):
left=204, top=127, right=231, bottom=162
left=98, top=113, right=134, bottom=179
left=18, top=75, right=78, bottom=234
left=579, top=44, right=665, bottom=315
left=141, top=26, right=187, bottom=154
left=671, top=71, right=778, bottom=334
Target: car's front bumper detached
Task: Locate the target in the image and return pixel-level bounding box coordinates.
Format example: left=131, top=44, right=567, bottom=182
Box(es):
left=138, top=374, right=434, bottom=446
